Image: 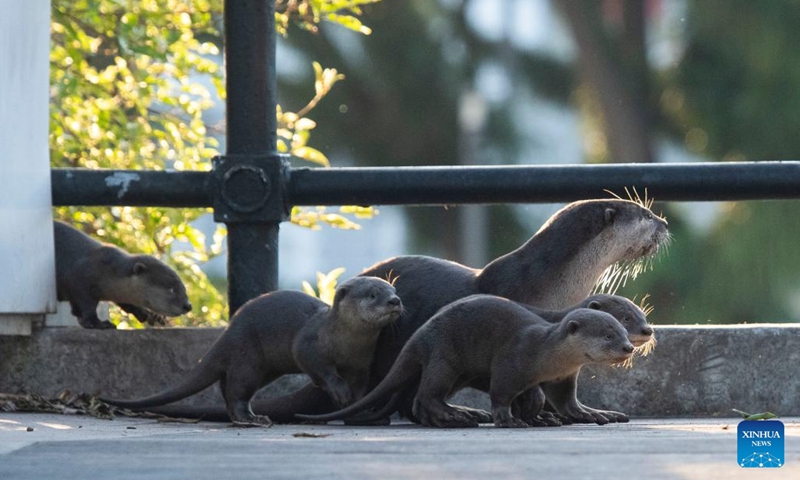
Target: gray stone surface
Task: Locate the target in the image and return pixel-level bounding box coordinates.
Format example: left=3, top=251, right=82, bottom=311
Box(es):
left=1, top=324, right=798, bottom=417
left=1, top=413, right=798, bottom=479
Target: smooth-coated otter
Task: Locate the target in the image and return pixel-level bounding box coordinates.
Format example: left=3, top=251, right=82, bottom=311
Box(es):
left=297, top=297, right=634, bottom=428
left=101, top=277, right=402, bottom=427
left=54, top=220, right=192, bottom=329
left=147, top=198, right=668, bottom=423
left=326, top=293, right=654, bottom=427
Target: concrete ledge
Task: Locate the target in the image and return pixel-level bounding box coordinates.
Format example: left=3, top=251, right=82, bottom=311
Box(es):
left=1, top=324, right=798, bottom=417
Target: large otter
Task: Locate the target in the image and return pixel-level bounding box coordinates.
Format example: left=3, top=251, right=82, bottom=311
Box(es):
left=54, top=220, right=192, bottom=329
left=148, top=199, right=668, bottom=423
left=101, top=277, right=402, bottom=427
left=297, top=297, right=634, bottom=428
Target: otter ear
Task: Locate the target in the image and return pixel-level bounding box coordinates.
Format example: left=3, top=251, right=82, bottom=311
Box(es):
left=334, top=285, right=349, bottom=303
left=133, top=262, right=147, bottom=275
left=567, top=320, right=580, bottom=335
left=588, top=300, right=601, bottom=310
left=604, top=208, right=616, bottom=225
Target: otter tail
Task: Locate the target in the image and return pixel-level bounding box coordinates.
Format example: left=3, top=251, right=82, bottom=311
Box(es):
left=295, top=348, right=422, bottom=422
left=100, top=341, right=226, bottom=410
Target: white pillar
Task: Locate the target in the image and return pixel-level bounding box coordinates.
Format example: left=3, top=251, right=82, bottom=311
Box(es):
left=0, top=0, right=56, bottom=335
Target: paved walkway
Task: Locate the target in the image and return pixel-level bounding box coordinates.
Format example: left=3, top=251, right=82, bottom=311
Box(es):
left=1, top=413, right=798, bottom=479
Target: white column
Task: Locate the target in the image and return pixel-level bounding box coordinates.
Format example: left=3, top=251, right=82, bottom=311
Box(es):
left=0, top=0, right=56, bottom=335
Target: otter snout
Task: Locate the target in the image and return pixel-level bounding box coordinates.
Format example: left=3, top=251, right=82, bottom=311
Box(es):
left=622, top=343, right=635, bottom=354
left=183, top=301, right=193, bottom=313
left=640, top=326, right=653, bottom=336
left=388, top=296, right=401, bottom=308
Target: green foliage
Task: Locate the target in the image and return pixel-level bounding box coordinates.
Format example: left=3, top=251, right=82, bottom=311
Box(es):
left=51, top=0, right=226, bottom=327
left=50, top=0, right=381, bottom=327
left=276, top=0, right=379, bottom=36
left=301, top=267, right=345, bottom=305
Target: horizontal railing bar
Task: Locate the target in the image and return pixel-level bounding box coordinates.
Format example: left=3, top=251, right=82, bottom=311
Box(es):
left=52, top=161, right=800, bottom=208
left=288, top=161, right=800, bottom=205
left=51, top=169, right=212, bottom=207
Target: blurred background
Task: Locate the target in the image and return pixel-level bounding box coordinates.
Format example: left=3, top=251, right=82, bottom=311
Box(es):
left=267, top=0, right=800, bottom=325
left=51, top=0, right=800, bottom=325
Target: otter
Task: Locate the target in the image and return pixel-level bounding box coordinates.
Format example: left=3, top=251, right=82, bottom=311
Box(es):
left=297, top=297, right=634, bottom=428
left=101, top=277, right=402, bottom=427
left=54, top=220, right=192, bottom=329
left=398, top=293, right=656, bottom=426
left=146, top=199, right=668, bottom=423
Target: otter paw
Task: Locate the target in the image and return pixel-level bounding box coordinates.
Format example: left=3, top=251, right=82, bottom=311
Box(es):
left=522, top=416, right=548, bottom=427
left=231, top=415, right=273, bottom=428
left=553, top=413, right=573, bottom=425
left=430, top=411, right=479, bottom=429
left=451, top=405, right=493, bottom=424
left=589, top=412, right=610, bottom=425
left=538, top=412, right=562, bottom=427
left=595, top=409, right=628, bottom=423
left=494, top=417, right=530, bottom=428
left=564, top=411, right=596, bottom=424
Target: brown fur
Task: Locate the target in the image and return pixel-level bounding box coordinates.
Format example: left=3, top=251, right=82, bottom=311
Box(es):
left=54, top=221, right=191, bottom=329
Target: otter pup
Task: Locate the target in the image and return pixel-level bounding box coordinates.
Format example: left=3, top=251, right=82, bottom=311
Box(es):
left=101, top=277, right=402, bottom=427
left=297, top=297, right=634, bottom=428
left=54, top=220, right=192, bottom=329
left=345, top=293, right=654, bottom=426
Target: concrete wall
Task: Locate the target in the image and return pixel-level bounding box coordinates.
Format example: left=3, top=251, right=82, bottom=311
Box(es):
left=1, top=324, right=798, bottom=417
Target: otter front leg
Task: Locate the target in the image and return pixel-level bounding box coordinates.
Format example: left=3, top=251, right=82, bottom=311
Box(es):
left=297, top=356, right=354, bottom=409
left=69, top=294, right=115, bottom=330
left=541, top=375, right=609, bottom=425
left=488, top=373, right=531, bottom=428
left=512, top=386, right=560, bottom=427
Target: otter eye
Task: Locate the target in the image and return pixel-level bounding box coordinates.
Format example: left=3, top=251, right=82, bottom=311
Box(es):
left=169, top=287, right=176, bottom=295
left=644, top=212, right=653, bottom=220
left=370, top=293, right=377, bottom=300
left=605, top=333, right=613, bottom=340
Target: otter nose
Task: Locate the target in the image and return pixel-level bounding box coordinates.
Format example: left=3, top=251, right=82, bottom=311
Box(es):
left=641, top=326, right=654, bottom=336
left=388, top=296, right=401, bottom=307
left=623, top=343, right=635, bottom=354
left=183, top=301, right=193, bottom=313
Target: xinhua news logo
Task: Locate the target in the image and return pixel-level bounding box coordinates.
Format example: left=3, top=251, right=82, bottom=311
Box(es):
left=738, top=420, right=784, bottom=468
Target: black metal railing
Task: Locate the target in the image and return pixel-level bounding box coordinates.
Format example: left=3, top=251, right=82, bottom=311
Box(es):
left=50, top=0, right=800, bottom=314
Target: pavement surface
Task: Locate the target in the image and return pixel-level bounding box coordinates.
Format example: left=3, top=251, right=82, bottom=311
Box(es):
left=1, top=413, right=798, bottom=479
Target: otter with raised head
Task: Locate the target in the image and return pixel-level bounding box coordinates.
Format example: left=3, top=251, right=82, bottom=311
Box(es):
left=148, top=198, right=668, bottom=423
left=101, top=276, right=402, bottom=427
left=54, top=220, right=192, bottom=329
left=297, top=297, right=634, bottom=428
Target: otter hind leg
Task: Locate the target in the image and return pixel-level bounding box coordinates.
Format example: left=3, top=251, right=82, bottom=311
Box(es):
left=224, top=369, right=275, bottom=428
left=70, top=299, right=114, bottom=329
left=413, top=365, right=478, bottom=428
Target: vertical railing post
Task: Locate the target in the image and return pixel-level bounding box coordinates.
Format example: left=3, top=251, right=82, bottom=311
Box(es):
left=216, top=0, right=287, bottom=314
